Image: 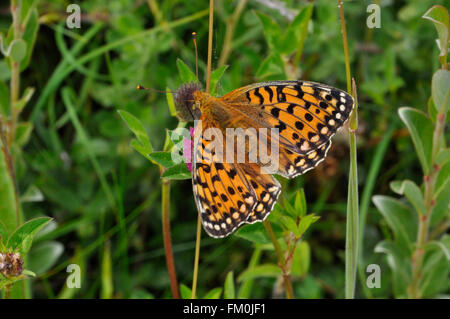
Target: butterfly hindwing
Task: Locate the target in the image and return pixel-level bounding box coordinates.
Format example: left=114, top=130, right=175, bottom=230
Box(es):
left=192, top=120, right=258, bottom=238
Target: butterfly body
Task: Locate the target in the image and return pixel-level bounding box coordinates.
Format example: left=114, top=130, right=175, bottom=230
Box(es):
left=180, top=80, right=354, bottom=238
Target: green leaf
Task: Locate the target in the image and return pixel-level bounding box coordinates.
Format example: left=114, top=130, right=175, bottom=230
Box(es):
left=166, top=88, right=177, bottom=117
left=7, top=217, right=52, bottom=253
left=161, top=163, right=191, bottom=180
left=0, top=79, right=9, bottom=116
left=291, top=241, right=310, bottom=277
left=255, top=11, right=282, bottom=52
left=0, top=220, right=7, bottom=244
left=203, top=287, right=222, bottom=299
left=423, top=5, right=449, bottom=65
left=430, top=181, right=450, bottom=226
left=297, top=214, right=317, bottom=238
left=256, top=53, right=284, bottom=79
left=148, top=151, right=175, bottom=168
left=28, top=241, right=64, bottom=276
left=398, top=107, right=434, bottom=174
left=374, top=240, right=411, bottom=298
left=15, top=121, right=33, bottom=146
left=130, top=139, right=152, bottom=161
left=179, top=283, right=192, bottom=299
left=9, top=39, right=27, bottom=62
left=237, top=264, right=282, bottom=282
left=294, top=189, right=307, bottom=217
left=435, top=160, right=450, bottom=198
left=235, top=222, right=270, bottom=244
left=279, top=214, right=300, bottom=236
left=101, top=241, right=113, bottom=299
left=432, top=69, right=450, bottom=113
left=390, top=180, right=426, bottom=215
left=436, top=148, right=450, bottom=166
left=20, top=184, right=44, bottom=203
left=224, top=271, right=235, bottom=299
left=209, top=65, right=228, bottom=95
left=176, top=58, right=197, bottom=83
left=118, top=109, right=152, bottom=151
left=420, top=236, right=450, bottom=297
left=13, top=86, right=34, bottom=112
left=373, top=195, right=417, bottom=253
left=280, top=4, right=313, bottom=55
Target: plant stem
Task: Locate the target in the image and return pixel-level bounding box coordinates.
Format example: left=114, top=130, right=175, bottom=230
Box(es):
left=263, top=220, right=294, bottom=299
left=9, top=0, right=22, bottom=145
left=408, top=111, right=445, bottom=298
left=338, top=0, right=359, bottom=298
left=161, top=178, right=180, bottom=299
left=205, top=0, right=214, bottom=93
left=191, top=0, right=215, bottom=299
left=218, top=0, right=247, bottom=67
left=191, top=215, right=202, bottom=299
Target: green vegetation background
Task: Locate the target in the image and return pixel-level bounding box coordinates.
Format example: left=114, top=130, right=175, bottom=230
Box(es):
left=0, top=0, right=448, bottom=298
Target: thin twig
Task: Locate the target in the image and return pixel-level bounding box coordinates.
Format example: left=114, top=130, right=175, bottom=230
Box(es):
left=161, top=178, right=180, bottom=299
left=218, top=0, right=247, bottom=67
left=191, top=0, right=215, bottom=298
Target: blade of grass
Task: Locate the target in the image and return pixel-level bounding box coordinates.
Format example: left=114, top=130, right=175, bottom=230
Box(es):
left=62, top=87, right=116, bottom=209
left=30, top=10, right=208, bottom=122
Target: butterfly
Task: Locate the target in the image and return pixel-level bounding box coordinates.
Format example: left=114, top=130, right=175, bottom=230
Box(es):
left=175, top=81, right=354, bottom=238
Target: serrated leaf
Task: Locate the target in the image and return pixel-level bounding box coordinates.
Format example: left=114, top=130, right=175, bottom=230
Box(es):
left=7, top=217, right=52, bottom=253
left=176, top=58, right=197, bottom=83
left=398, top=107, right=433, bottom=174
left=224, top=271, right=235, bottom=299
left=237, top=264, right=282, bottom=282
left=118, top=110, right=152, bottom=151
left=161, top=163, right=191, bottom=180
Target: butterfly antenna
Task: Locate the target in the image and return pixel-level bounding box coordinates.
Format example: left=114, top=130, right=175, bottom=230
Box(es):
left=192, top=32, right=199, bottom=81
left=137, top=85, right=176, bottom=94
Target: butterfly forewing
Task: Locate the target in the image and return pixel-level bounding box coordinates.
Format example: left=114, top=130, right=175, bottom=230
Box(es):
left=222, top=81, right=354, bottom=155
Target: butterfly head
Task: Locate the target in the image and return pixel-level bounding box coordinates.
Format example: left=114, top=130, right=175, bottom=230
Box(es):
left=174, top=82, right=203, bottom=121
